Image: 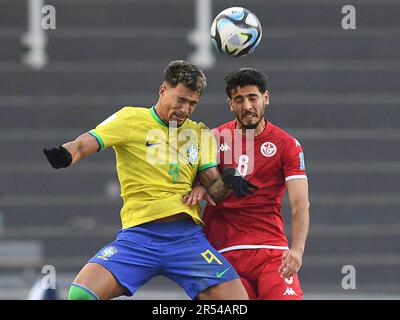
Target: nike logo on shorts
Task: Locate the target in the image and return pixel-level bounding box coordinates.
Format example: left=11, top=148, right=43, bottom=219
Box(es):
left=216, top=268, right=230, bottom=278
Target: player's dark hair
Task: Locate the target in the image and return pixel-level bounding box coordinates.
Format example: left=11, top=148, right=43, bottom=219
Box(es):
left=163, top=60, right=207, bottom=94
left=224, top=68, right=268, bottom=98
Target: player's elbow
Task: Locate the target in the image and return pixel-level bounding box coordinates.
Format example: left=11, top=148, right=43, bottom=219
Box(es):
left=73, top=133, right=98, bottom=162
left=291, top=198, right=310, bottom=216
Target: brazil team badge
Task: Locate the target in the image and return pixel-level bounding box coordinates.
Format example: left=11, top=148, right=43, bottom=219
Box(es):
left=187, top=145, right=199, bottom=165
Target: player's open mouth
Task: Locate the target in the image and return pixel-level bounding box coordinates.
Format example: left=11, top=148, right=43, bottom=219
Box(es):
left=242, top=113, right=257, bottom=119
left=173, top=114, right=186, bottom=122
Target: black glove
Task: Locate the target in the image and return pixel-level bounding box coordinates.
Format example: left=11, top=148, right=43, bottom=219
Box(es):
left=43, top=146, right=72, bottom=169
left=221, top=167, right=258, bottom=198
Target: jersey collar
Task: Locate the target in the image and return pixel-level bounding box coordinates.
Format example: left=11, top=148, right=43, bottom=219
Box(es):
left=150, top=106, right=191, bottom=130
left=233, top=118, right=271, bottom=139
left=150, top=106, right=168, bottom=127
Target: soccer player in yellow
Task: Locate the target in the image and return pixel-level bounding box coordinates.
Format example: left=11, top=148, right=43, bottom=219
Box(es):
left=43, top=60, right=257, bottom=300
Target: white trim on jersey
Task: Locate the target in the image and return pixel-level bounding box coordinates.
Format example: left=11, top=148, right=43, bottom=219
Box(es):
left=218, top=244, right=289, bottom=253
left=285, top=175, right=308, bottom=182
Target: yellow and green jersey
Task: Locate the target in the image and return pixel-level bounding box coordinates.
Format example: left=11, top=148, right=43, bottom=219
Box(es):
left=89, top=106, right=217, bottom=229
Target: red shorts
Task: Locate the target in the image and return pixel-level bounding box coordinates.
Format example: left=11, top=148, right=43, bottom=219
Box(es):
left=222, top=248, right=303, bottom=300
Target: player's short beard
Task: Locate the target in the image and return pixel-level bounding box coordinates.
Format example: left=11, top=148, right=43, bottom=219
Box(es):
left=236, top=111, right=264, bottom=130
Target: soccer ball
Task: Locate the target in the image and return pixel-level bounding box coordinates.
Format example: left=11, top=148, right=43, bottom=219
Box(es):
left=210, top=7, right=262, bottom=57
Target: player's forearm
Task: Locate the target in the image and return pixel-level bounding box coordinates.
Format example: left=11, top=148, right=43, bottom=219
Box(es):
left=206, top=178, right=231, bottom=203
left=62, top=140, right=83, bottom=165
left=44, top=133, right=99, bottom=169
left=198, top=167, right=231, bottom=203
left=290, top=202, right=310, bottom=254
left=198, top=166, right=257, bottom=202
left=63, top=133, right=99, bottom=165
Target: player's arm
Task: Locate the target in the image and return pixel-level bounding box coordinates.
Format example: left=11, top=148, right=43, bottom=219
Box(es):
left=182, top=184, right=216, bottom=206
left=278, top=178, right=310, bottom=279
left=192, top=125, right=257, bottom=203
left=43, top=132, right=99, bottom=169
left=197, top=167, right=258, bottom=203
left=197, top=167, right=230, bottom=204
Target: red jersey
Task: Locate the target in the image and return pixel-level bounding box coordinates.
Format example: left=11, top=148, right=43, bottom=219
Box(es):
left=203, top=120, right=307, bottom=252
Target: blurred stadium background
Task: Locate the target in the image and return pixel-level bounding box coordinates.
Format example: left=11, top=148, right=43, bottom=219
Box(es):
left=1, top=0, right=399, bottom=300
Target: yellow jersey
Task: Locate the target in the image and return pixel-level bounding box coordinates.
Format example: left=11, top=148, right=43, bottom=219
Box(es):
left=89, top=106, right=217, bottom=229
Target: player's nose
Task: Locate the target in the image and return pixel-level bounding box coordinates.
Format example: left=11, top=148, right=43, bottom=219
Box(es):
left=179, top=104, right=190, bottom=116
left=243, top=98, right=253, bottom=111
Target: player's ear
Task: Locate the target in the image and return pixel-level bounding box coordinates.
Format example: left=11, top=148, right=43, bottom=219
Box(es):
left=159, top=83, right=167, bottom=97
left=264, top=90, right=270, bottom=106
left=227, top=98, right=234, bottom=112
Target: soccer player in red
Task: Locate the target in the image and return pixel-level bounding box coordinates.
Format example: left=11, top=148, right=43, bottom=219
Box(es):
left=183, top=68, right=310, bottom=300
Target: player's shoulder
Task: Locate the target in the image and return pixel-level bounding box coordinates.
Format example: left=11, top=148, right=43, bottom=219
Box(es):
left=117, top=106, right=149, bottom=116
left=268, top=122, right=303, bottom=150
left=184, top=118, right=212, bottom=132
left=269, top=122, right=297, bottom=141
left=110, top=106, right=152, bottom=123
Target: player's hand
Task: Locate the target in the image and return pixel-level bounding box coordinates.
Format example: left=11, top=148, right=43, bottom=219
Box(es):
left=43, top=146, right=73, bottom=169
left=221, top=167, right=258, bottom=197
left=278, top=248, right=303, bottom=280
left=183, top=185, right=216, bottom=206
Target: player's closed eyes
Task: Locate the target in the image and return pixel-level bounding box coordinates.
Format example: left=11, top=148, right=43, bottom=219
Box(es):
left=234, top=97, right=258, bottom=105
left=177, top=97, right=197, bottom=109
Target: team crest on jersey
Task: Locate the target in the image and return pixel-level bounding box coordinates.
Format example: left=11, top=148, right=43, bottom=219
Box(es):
left=260, top=142, right=277, bottom=157
left=97, top=246, right=118, bottom=261
left=187, top=145, right=199, bottom=164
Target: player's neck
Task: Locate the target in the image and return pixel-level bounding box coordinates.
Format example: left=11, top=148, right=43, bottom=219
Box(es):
left=236, top=118, right=266, bottom=136
left=254, top=119, right=266, bottom=136
left=153, top=104, right=169, bottom=126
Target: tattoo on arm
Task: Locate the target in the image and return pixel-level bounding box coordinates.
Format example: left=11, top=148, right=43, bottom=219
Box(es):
left=198, top=167, right=231, bottom=203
